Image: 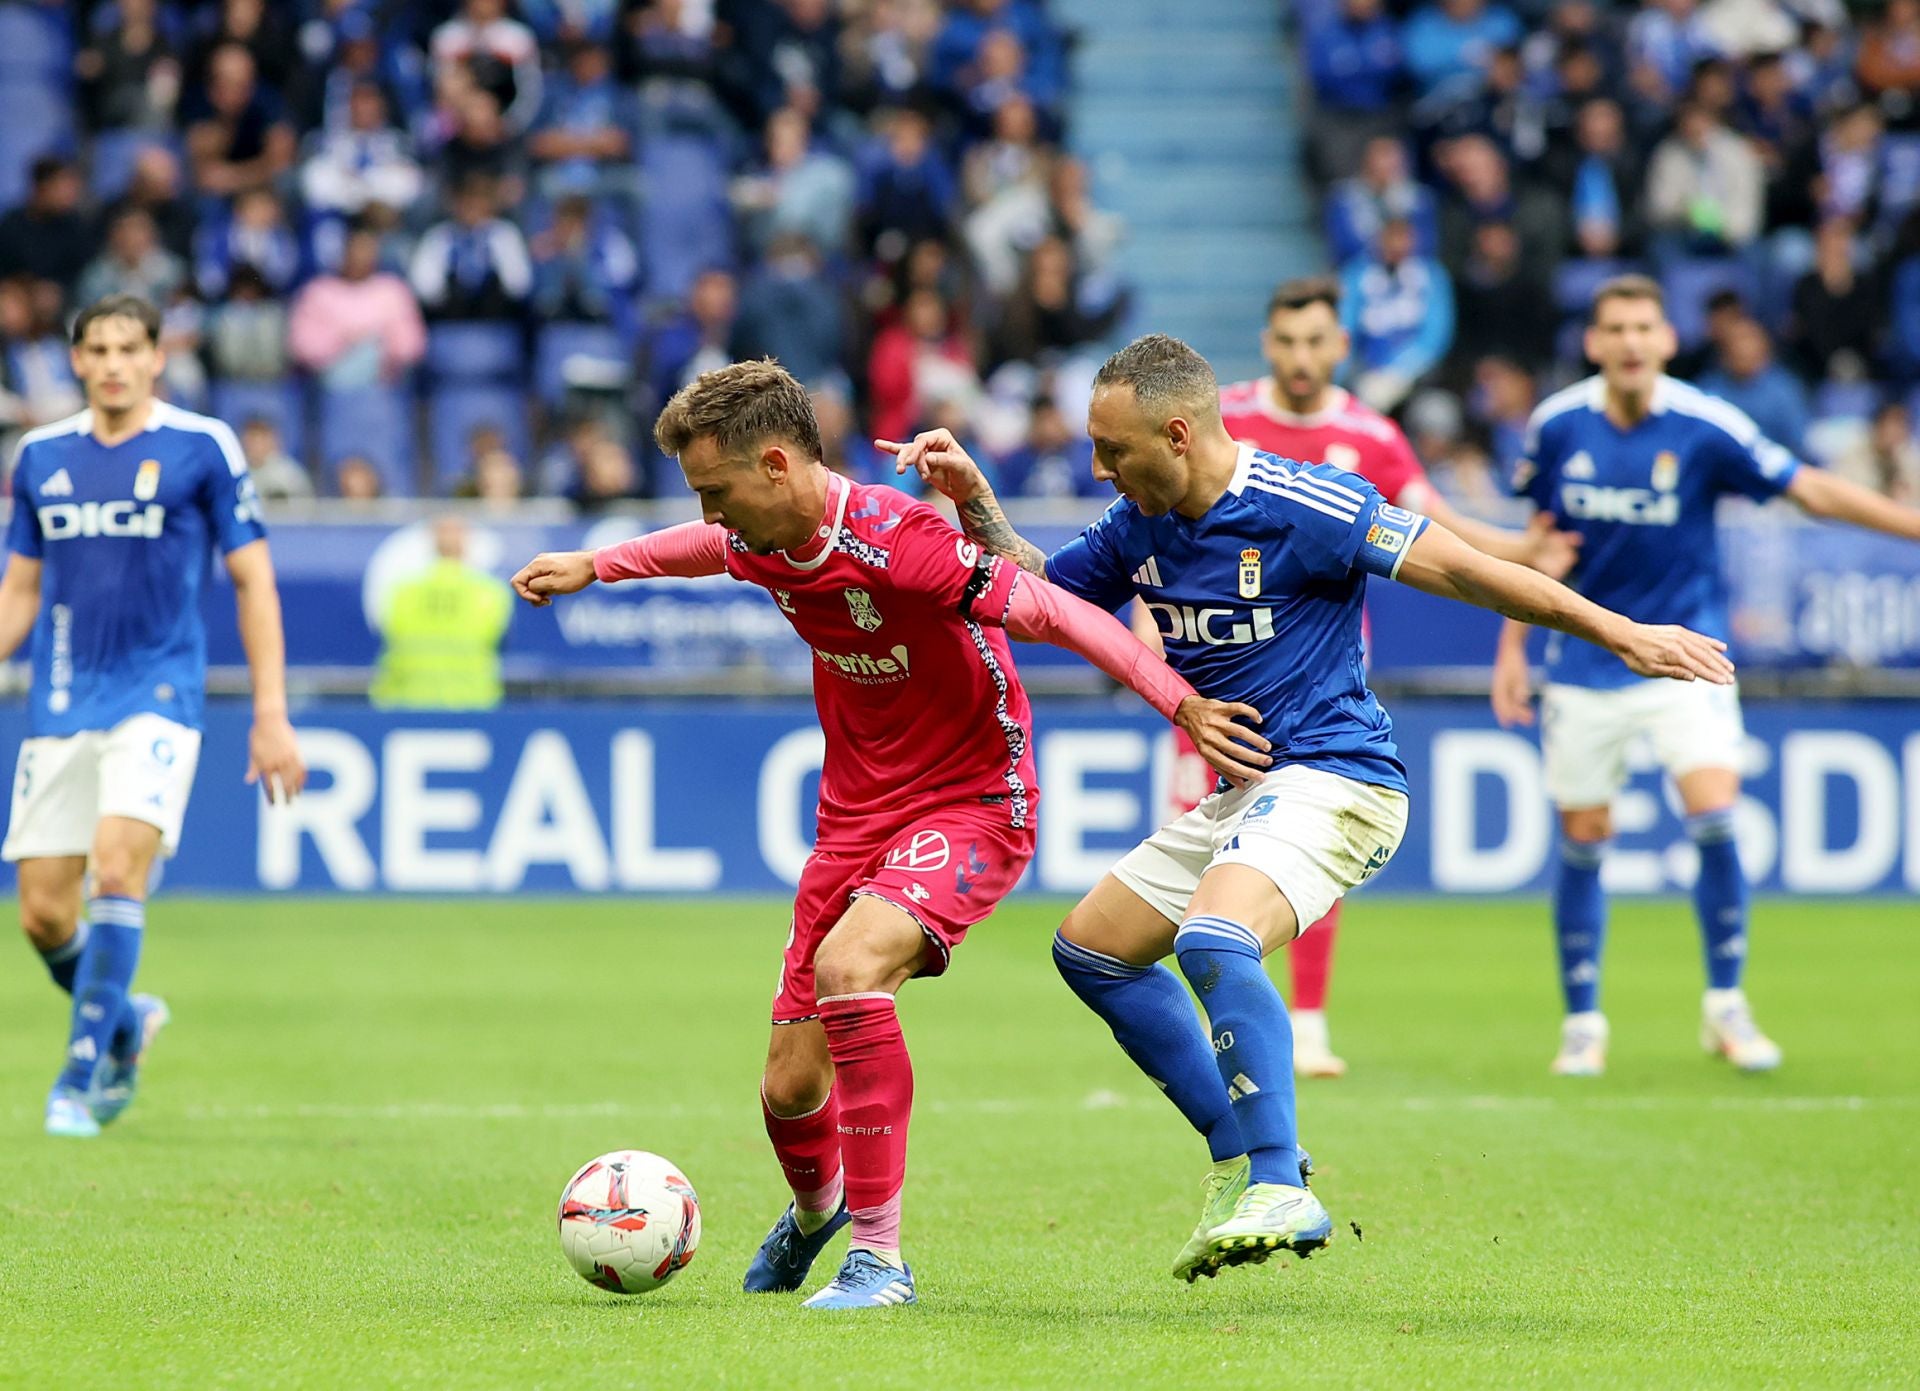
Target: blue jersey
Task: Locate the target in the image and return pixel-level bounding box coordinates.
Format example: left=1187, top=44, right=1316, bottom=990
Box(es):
left=1044, top=445, right=1429, bottom=794
left=1511, top=375, right=1799, bottom=689
left=7, top=403, right=268, bottom=736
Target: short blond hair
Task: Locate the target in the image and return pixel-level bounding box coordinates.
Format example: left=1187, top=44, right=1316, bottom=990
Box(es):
left=653, top=358, right=822, bottom=462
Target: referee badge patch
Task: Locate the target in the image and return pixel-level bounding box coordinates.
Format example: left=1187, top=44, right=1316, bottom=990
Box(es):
left=134, top=459, right=162, bottom=501
left=1238, top=547, right=1262, bottom=599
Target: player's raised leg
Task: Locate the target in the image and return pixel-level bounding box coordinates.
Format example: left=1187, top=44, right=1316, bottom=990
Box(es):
left=801, top=894, right=929, bottom=1310
left=1287, top=903, right=1344, bottom=1078
left=1675, top=766, right=1780, bottom=1071
left=744, top=1016, right=849, bottom=1292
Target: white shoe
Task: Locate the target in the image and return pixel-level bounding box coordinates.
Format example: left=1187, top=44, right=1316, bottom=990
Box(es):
left=1550, top=1011, right=1608, bottom=1076
left=1701, top=990, right=1782, bottom=1071
left=1291, top=1010, right=1347, bottom=1079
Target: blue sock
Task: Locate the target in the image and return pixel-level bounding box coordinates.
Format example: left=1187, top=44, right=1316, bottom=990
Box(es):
left=1173, top=915, right=1299, bottom=1187
left=1688, top=809, right=1748, bottom=991
left=1053, top=932, right=1245, bottom=1162
left=1554, top=839, right=1608, bottom=1015
left=37, top=919, right=89, bottom=995
left=56, top=897, right=143, bottom=1093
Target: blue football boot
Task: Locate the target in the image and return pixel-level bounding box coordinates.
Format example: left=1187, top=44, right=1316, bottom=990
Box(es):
left=742, top=1200, right=851, bottom=1293
left=801, top=1249, right=918, bottom=1309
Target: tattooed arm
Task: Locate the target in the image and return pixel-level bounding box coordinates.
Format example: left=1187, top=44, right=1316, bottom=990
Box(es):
left=876, top=428, right=1051, bottom=576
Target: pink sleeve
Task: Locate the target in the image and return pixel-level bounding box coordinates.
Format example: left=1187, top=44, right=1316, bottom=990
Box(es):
left=286, top=284, right=344, bottom=368
left=1004, top=572, right=1196, bottom=722
left=383, top=279, right=428, bottom=369
left=592, top=522, right=730, bottom=581
left=1372, top=425, right=1434, bottom=510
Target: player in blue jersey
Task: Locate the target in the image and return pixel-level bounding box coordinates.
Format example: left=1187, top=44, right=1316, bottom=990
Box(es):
left=0, top=295, right=306, bottom=1137
left=1490, top=275, right=1920, bottom=1077
left=883, top=333, right=1733, bottom=1279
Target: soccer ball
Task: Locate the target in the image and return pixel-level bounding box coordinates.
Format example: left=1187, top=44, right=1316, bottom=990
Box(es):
left=557, top=1150, right=702, bottom=1294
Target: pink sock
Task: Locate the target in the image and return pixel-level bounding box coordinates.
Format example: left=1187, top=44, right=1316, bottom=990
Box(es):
left=762, top=1086, right=844, bottom=1215
left=1288, top=900, right=1340, bottom=1012
left=817, top=993, right=913, bottom=1253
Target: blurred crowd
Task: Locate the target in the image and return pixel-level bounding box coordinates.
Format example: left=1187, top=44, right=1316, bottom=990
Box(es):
left=1302, top=0, right=1920, bottom=503
left=0, top=0, right=1127, bottom=508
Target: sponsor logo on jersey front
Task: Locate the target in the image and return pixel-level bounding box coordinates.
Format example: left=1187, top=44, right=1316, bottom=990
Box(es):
left=813, top=643, right=912, bottom=683
left=845, top=586, right=883, bottom=632
left=134, top=459, right=162, bottom=501
left=1559, top=483, right=1680, bottom=526
left=37, top=500, right=168, bottom=539
left=1237, top=547, right=1262, bottom=599
left=1143, top=602, right=1277, bottom=647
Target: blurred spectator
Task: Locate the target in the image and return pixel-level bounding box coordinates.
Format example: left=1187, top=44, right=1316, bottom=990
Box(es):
left=528, top=38, right=635, bottom=199
left=194, top=187, right=300, bottom=299
left=75, top=0, right=182, bottom=133
left=536, top=413, right=612, bottom=494
left=988, top=236, right=1125, bottom=370
left=812, top=379, right=883, bottom=482
left=240, top=417, right=315, bottom=503
left=293, top=6, right=429, bottom=135
left=372, top=515, right=513, bottom=709
left=1325, top=136, right=1439, bottom=267
left=1469, top=354, right=1537, bottom=476
left=733, top=235, right=846, bottom=386
left=1419, top=44, right=1545, bottom=163
left=963, top=93, right=1045, bottom=208
left=432, top=0, right=545, bottom=135
left=531, top=195, right=641, bottom=331
left=185, top=43, right=296, bottom=197
left=1698, top=315, right=1811, bottom=452
left=842, top=0, right=939, bottom=111
left=992, top=398, right=1099, bottom=498
left=645, top=266, right=739, bottom=404
left=334, top=455, right=386, bottom=503
left=158, top=290, right=209, bottom=408
left=291, top=226, right=429, bottom=387
left=869, top=287, right=977, bottom=441
left=1400, top=0, right=1522, bottom=100
left=1448, top=221, right=1555, bottom=377
left=0, top=159, right=94, bottom=293
left=1740, top=52, right=1817, bottom=221
left=459, top=439, right=527, bottom=513
left=206, top=266, right=291, bottom=383
left=1562, top=98, right=1644, bottom=257
left=1627, top=0, right=1721, bottom=110
left=300, top=82, right=427, bottom=219
left=0, top=277, right=83, bottom=432
left=1816, top=105, right=1886, bottom=227
left=76, top=209, right=186, bottom=309
left=101, top=145, right=196, bottom=261
left=1835, top=402, right=1920, bottom=500
left=967, top=154, right=1125, bottom=301
left=956, top=27, right=1052, bottom=139
left=1886, top=211, right=1920, bottom=379
left=411, top=177, right=535, bottom=322
left=1645, top=102, right=1766, bottom=256
left=1405, top=385, right=1465, bottom=467
left=1858, top=0, right=1920, bottom=122
left=1340, top=216, right=1455, bottom=412
left=732, top=106, right=857, bottom=257
left=616, top=0, right=727, bottom=102
left=188, top=0, right=298, bottom=97
left=858, top=105, right=958, bottom=261
left=1670, top=285, right=1750, bottom=378
left=438, top=86, right=529, bottom=207
left=1533, top=40, right=1613, bottom=178
left=1787, top=219, right=1881, bottom=382
left=1435, top=135, right=1564, bottom=277
left=569, top=436, right=644, bottom=510
left=520, top=0, right=621, bottom=46
left=933, top=0, right=1065, bottom=111
left=1304, top=0, right=1405, bottom=183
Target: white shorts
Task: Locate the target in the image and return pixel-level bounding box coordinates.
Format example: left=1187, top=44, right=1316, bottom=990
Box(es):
left=1112, top=764, right=1410, bottom=930
left=1540, top=680, right=1745, bottom=809
left=2, top=713, right=203, bottom=862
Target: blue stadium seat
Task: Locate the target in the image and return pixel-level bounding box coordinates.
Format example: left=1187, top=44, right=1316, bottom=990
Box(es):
left=0, top=5, right=71, bottom=83
left=89, top=131, right=175, bottom=202
left=1812, top=381, right=1881, bottom=426
left=428, top=384, right=531, bottom=489
left=534, top=322, right=629, bottom=406
left=425, top=322, right=525, bottom=382
left=1660, top=257, right=1758, bottom=348
left=0, top=82, right=74, bottom=209
left=213, top=379, right=309, bottom=467
left=640, top=135, right=732, bottom=304
left=1553, top=258, right=1631, bottom=318
left=317, top=384, right=415, bottom=496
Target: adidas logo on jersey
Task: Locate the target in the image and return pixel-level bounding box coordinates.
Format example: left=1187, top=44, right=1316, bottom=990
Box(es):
left=1131, top=556, right=1164, bottom=588
left=40, top=468, right=73, bottom=497
left=1564, top=451, right=1596, bottom=479
left=38, top=500, right=168, bottom=539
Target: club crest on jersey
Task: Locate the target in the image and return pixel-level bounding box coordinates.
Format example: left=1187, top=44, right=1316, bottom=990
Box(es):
left=774, top=589, right=795, bottom=614
left=845, top=587, right=882, bottom=632
left=1237, top=548, right=1262, bottom=599
left=134, top=459, right=162, bottom=501
left=1651, top=451, right=1679, bottom=493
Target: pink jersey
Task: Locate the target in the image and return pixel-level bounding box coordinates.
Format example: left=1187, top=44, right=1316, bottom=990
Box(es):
left=1218, top=381, right=1435, bottom=511
left=724, top=475, right=1036, bottom=843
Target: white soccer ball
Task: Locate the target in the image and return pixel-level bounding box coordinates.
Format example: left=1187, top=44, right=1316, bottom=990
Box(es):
left=557, top=1150, right=702, bottom=1294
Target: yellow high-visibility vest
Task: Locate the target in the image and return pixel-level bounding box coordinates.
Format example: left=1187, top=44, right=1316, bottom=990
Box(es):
left=370, top=560, right=512, bottom=709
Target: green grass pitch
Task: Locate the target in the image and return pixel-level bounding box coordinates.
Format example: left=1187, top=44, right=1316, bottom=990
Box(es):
left=0, top=896, right=1914, bottom=1389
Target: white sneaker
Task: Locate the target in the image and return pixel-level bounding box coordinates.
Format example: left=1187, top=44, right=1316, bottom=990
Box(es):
left=1291, top=1010, right=1347, bottom=1079
left=1550, top=1011, right=1608, bottom=1076
left=1701, top=990, right=1782, bottom=1071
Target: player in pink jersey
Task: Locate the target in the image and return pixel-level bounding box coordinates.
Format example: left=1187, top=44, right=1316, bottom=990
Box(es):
left=1198, top=274, right=1580, bottom=1077
left=511, top=360, right=1265, bottom=1311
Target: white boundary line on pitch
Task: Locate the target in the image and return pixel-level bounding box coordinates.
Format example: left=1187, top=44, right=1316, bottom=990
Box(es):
left=132, top=1092, right=1918, bottom=1122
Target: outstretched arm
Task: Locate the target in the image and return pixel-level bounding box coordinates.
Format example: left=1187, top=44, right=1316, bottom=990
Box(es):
left=1393, top=520, right=1735, bottom=683
left=1787, top=467, right=1920, bottom=540
left=1005, top=572, right=1272, bottom=785
left=513, top=521, right=729, bottom=605
left=877, top=429, right=1050, bottom=576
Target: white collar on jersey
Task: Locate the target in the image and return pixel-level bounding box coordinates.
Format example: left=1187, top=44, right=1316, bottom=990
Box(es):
left=1585, top=375, right=1675, bottom=416
left=777, top=469, right=851, bottom=571
left=1226, top=442, right=1258, bottom=496
left=1250, top=381, right=1351, bottom=428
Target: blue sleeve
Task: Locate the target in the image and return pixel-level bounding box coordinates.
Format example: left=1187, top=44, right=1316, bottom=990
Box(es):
left=1042, top=499, right=1135, bottom=612
left=1507, top=405, right=1559, bottom=508
left=199, top=425, right=269, bottom=553
left=1706, top=412, right=1800, bottom=502
left=1247, top=462, right=1429, bottom=581
left=7, top=451, right=41, bottom=559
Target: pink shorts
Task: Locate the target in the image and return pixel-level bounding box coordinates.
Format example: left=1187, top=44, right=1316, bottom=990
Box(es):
left=772, top=800, right=1036, bottom=1024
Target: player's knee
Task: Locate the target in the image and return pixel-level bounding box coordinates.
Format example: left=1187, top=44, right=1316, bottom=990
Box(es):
left=761, top=1060, right=830, bottom=1118
left=1560, top=807, right=1613, bottom=844
left=17, top=891, right=75, bottom=952
left=88, top=859, right=148, bottom=901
